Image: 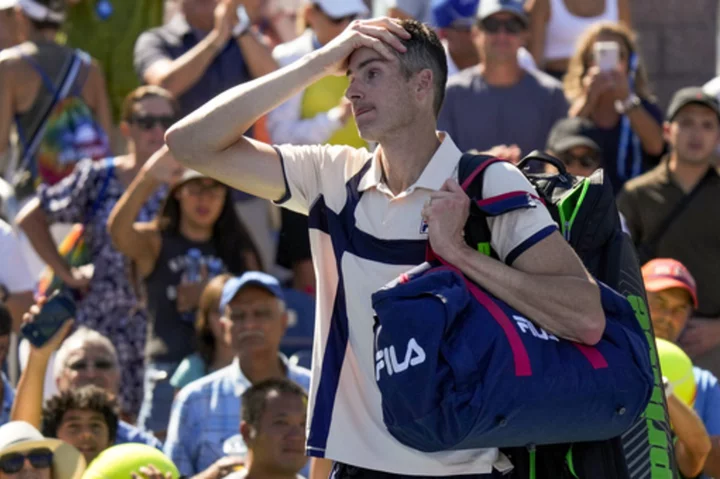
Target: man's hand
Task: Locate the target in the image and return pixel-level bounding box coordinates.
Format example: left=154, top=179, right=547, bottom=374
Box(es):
left=211, top=0, right=242, bottom=49
left=193, top=456, right=246, bottom=479
left=317, top=17, right=411, bottom=76
left=679, top=318, right=720, bottom=359
left=485, top=144, right=522, bottom=165
left=421, top=179, right=470, bottom=262
left=132, top=465, right=173, bottom=479
left=141, top=146, right=185, bottom=185
left=22, top=298, right=74, bottom=358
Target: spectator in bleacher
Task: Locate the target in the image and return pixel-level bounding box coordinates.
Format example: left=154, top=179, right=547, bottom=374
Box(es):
left=62, top=0, right=165, bottom=153
left=526, top=0, right=631, bottom=81
left=108, top=149, right=260, bottom=439
left=170, top=274, right=235, bottom=391
left=16, top=86, right=179, bottom=421
left=0, top=305, right=14, bottom=427
left=430, top=0, right=480, bottom=76
left=267, top=0, right=368, bottom=294
left=564, top=21, right=664, bottom=193
left=0, top=217, right=34, bottom=329
left=134, top=0, right=278, bottom=118
left=617, top=87, right=720, bottom=381
left=223, top=379, right=308, bottom=479
left=0, top=0, right=19, bottom=51
left=163, top=271, right=311, bottom=478
left=438, top=0, right=567, bottom=163
left=13, top=306, right=162, bottom=447
left=373, top=0, right=431, bottom=23
left=546, top=116, right=604, bottom=178
left=642, top=258, right=719, bottom=478
left=0, top=0, right=112, bottom=205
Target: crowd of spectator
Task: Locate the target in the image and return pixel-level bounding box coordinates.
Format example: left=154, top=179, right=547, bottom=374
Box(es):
left=0, top=0, right=719, bottom=478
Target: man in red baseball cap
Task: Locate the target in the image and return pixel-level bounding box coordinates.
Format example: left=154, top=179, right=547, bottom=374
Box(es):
left=642, top=258, right=720, bottom=478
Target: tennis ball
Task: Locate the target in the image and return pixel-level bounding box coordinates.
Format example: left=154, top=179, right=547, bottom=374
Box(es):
left=656, top=338, right=697, bottom=407
left=82, top=444, right=179, bottom=479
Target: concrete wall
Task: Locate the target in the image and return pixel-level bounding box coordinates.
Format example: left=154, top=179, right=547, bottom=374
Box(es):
left=632, top=0, right=718, bottom=109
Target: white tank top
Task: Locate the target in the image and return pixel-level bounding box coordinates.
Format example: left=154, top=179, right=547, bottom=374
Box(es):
left=544, top=0, right=619, bottom=61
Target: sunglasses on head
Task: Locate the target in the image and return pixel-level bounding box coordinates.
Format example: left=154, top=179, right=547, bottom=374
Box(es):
left=130, top=115, right=176, bottom=131
left=67, top=359, right=115, bottom=371
left=0, top=448, right=53, bottom=475
left=479, top=16, right=526, bottom=34
left=559, top=152, right=601, bottom=169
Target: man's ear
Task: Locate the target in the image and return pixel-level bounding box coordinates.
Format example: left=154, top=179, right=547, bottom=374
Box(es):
left=415, top=69, right=435, bottom=106
left=662, top=121, right=672, bottom=144
left=240, top=421, right=256, bottom=445
left=120, top=121, right=131, bottom=138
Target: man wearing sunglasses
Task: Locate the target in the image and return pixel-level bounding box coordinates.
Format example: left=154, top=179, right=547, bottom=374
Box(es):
left=546, top=117, right=604, bottom=178
left=0, top=420, right=85, bottom=479
left=438, top=0, right=568, bottom=165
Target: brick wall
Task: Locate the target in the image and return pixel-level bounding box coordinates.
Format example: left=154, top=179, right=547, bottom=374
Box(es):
left=632, top=0, right=718, bottom=109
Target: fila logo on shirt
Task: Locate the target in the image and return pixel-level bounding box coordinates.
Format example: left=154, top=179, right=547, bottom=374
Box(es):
left=375, top=337, right=427, bottom=381
left=513, top=315, right=559, bottom=342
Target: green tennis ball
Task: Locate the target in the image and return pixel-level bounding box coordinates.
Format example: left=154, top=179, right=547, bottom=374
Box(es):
left=657, top=338, right=697, bottom=407
left=82, top=444, right=179, bottom=479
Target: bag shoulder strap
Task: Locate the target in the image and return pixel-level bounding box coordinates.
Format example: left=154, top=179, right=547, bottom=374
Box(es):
left=637, top=171, right=713, bottom=262
left=84, top=158, right=115, bottom=224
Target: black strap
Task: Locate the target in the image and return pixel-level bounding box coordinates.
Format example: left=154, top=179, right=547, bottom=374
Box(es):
left=636, top=171, right=712, bottom=264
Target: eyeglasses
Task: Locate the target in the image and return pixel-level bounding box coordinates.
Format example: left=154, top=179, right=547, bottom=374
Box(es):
left=67, top=359, right=115, bottom=371
left=558, top=152, right=601, bottom=170
left=479, top=16, right=526, bottom=35
left=0, top=448, right=54, bottom=474
left=129, top=115, right=176, bottom=131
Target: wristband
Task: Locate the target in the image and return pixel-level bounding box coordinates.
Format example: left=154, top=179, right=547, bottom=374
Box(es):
left=615, top=93, right=641, bottom=115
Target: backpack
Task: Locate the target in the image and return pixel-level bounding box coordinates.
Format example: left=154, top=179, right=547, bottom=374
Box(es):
left=458, top=151, right=678, bottom=479
left=12, top=49, right=110, bottom=201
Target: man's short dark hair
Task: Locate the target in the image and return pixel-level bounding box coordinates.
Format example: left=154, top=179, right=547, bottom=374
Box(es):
left=0, top=303, right=11, bottom=337
left=241, top=379, right=307, bottom=430
left=395, top=19, right=448, bottom=117
left=42, top=386, right=119, bottom=441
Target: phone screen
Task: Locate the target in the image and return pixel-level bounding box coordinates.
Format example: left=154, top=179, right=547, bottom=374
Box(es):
left=21, top=291, right=76, bottom=348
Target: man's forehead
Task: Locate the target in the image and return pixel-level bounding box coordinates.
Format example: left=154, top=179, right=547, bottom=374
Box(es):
left=62, top=409, right=105, bottom=421
left=347, top=48, right=393, bottom=75
left=66, top=344, right=113, bottom=361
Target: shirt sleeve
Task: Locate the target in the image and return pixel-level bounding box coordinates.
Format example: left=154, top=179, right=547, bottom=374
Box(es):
left=266, top=92, right=344, bottom=145
left=164, top=391, right=199, bottom=476
left=0, top=221, right=35, bottom=292
left=482, top=162, right=558, bottom=264
left=134, top=30, right=171, bottom=81
left=37, top=159, right=98, bottom=225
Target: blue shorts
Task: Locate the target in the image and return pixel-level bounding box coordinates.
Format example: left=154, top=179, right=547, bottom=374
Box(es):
left=137, top=361, right=179, bottom=434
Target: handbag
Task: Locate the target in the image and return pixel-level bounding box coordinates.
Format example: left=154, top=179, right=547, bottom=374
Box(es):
left=36, top=158, right=114, bottom=298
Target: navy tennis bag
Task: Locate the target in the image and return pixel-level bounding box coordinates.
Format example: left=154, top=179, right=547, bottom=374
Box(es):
left=371, top=262, right=653, bottom=451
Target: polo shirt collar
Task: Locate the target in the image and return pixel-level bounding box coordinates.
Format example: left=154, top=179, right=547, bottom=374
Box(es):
left=358, top=132, right=463, bottom=194
left=229, top=354, right=291, bottom=395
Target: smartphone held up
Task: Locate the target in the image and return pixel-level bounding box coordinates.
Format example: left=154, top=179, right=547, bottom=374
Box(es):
left=593, top=41, right=620, bottom=72
left=21, top=289, right=76, bottom=348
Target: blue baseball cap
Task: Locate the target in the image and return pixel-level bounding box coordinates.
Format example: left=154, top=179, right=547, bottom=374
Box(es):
left=432, top=0, right=479, bottom=29
left=219, top=272, right=285, bottom=312
left=477, top=0, right=528, bottom=25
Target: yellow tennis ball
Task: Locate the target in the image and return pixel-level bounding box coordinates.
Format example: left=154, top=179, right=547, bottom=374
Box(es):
left=82, top=444, right=179, bottom=479
left=656, top=338, right=697, bottom=407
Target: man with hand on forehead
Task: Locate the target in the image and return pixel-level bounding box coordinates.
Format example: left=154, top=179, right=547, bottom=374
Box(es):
left=165, top=13, right=604, bottom=478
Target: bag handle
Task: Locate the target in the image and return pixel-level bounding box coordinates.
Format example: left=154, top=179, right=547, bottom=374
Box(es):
left=517, top=149, right=568, bottom=176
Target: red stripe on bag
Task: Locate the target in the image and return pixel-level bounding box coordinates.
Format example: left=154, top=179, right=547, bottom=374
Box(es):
left=475, top=191, right=545, bottom=208
left=573, top=344, right=608, bottom=369
left=465, top=280, right=533, bottom=377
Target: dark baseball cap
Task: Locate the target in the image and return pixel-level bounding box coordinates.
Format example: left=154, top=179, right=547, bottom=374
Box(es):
left=546, top=117, right=602, bottom=154
left=219, top=272, right=285, bottom=312
left=476, top=0, right=528, bottom=25
left=666, top=87, right=720, bottom=123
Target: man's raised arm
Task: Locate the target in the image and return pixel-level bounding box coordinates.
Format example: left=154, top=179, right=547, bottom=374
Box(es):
left=164, top=18, right=410, bottom=201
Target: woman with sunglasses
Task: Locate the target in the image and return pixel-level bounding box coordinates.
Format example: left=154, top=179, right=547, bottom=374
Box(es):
left=169, top=274, right=234, bottom=392
left=16, top=86, right=180, bottom=423
left=563, top=22, right=665, bottom=193
left=108, top=148, right=260, bottom=440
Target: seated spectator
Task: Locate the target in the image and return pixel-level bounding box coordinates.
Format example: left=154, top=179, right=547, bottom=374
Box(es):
left=0, top=0, right=19, bottom=51
left=108, top=150, right=260, bottom=438
left=430, top=0, right=480, bottom=76
left=564, top=21, right=664, bottom=192
left=0, top=0, right=111, bottom=204
left=224, top=378, right=308, bottom=479
left=0, top=217, right=33, bottom=329
left=642, top=258, right=719, bottom=478
left=0, top=305, right=14, bottom=427
left=526, top=0, right=631, bottom=80
left=438, top=0, right=568, bottom=164
left=170, top=274, right=234, bottom=391
left=40, top=386, right=118, bottom=465
left=616, top=87, right=720, bottom=380
left=373, top=0, right=431, bottom=23
left=0, top=420, right=85, bottom=479
left=546, top=117, right=604, bottom=178
left=163, top=272, right=311, bottom=478
left=134, top=0, right=277, bottom=118
left=16, top=86, right=180, bottom=421
left=12, top=303, right=162, bottom=448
